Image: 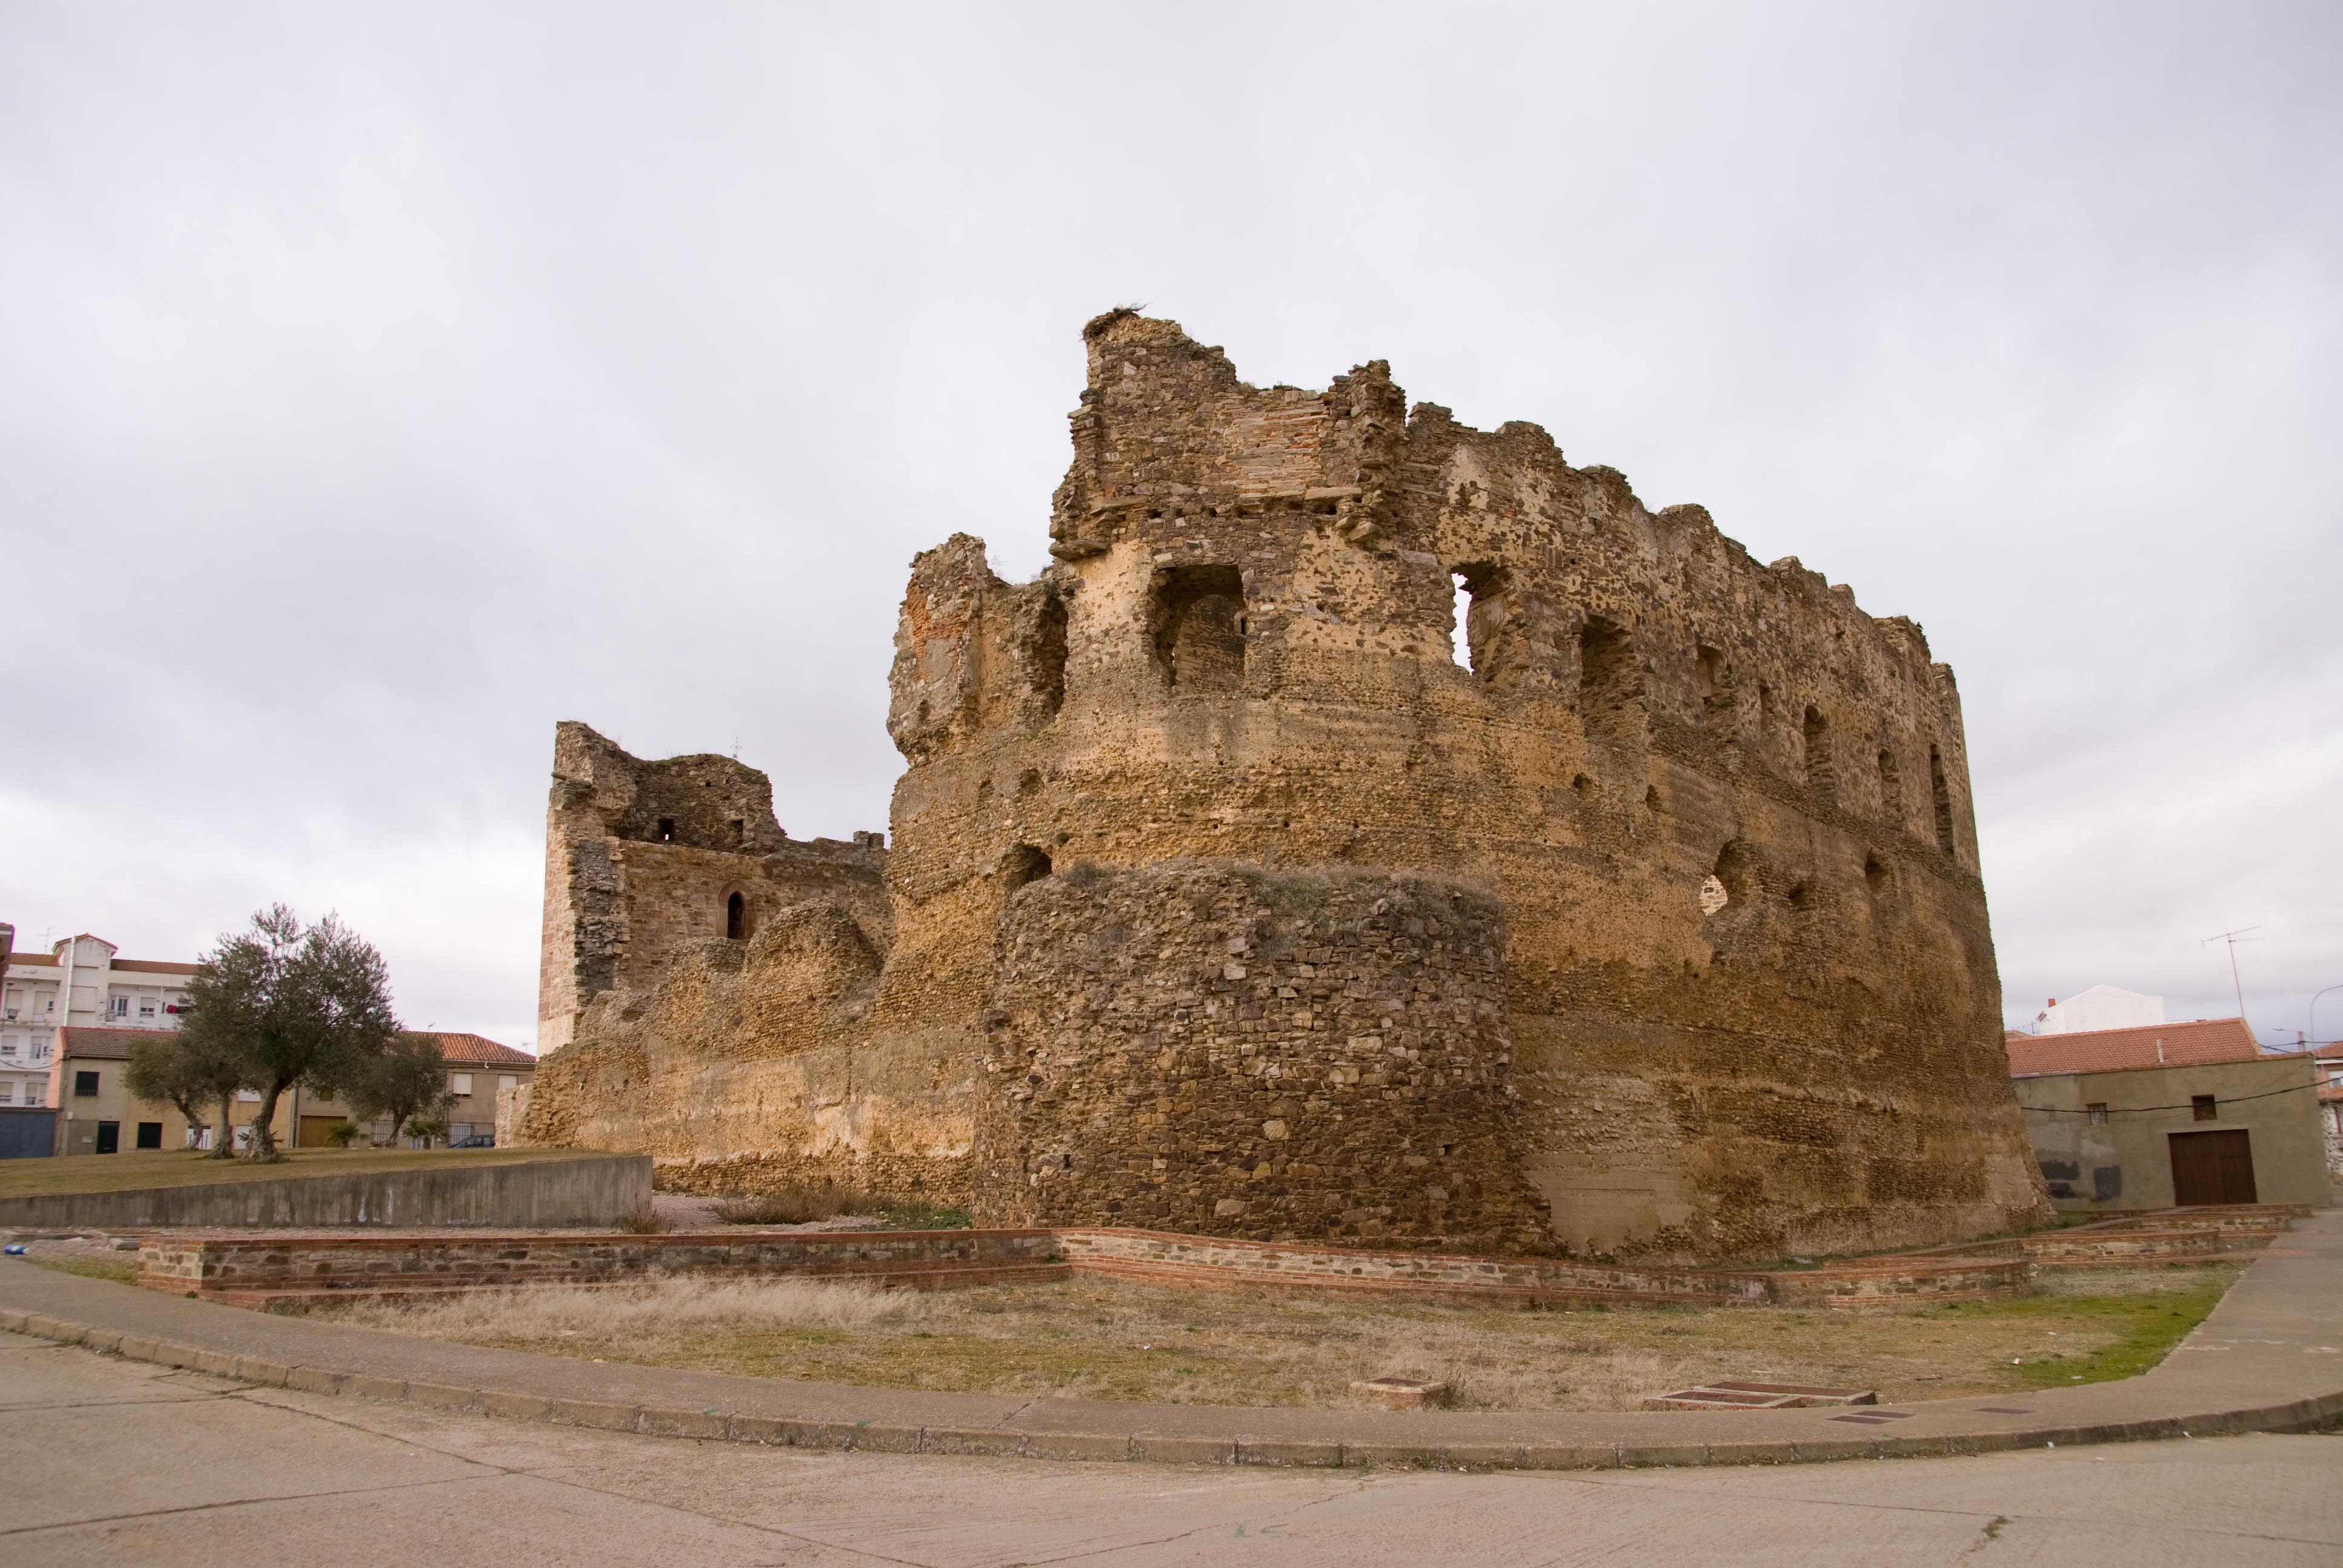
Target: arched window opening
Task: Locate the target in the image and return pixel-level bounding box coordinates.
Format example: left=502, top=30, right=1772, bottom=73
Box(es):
left=725, top=892, right=749, bottom=941
left=1001, top=843, right=1054, bottom=893
left=1801, top=705, right=1834, bottom=800
left=1929, top=744, right=1958, bottom=853
left=1711, top=838, right=1758, bottom=906
left=1578, top=616, right=1642, bottom=742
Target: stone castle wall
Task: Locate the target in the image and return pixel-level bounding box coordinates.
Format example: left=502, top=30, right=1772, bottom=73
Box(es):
left=522, top=312, right=2051, bottom=1263
left=976, top=863, right=1552, bottom=1252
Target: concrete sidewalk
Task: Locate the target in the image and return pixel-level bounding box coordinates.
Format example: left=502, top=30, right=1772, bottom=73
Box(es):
left=3, top=1210, right=2339, bottom=1473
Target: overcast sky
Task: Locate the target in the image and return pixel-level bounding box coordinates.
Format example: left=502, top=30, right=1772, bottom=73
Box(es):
left=4, top=3, right=2336, bottom=1053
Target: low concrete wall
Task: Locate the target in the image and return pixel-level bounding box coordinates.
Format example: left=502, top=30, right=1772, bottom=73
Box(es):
left=0, top=1154, right=651, bottom=1231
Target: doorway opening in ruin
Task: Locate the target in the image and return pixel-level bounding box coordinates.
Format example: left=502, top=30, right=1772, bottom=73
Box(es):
left=1448, top=564, right=1510, bottom=679
left=1928, top=744, right=1957, bottom=852
left=1032, top=588, right=1069, bottom=720
left=1002, top=843, right=1054, bottom=892
left=1152, top=565, right=1246, bottom=693
left=1802, top=706, right=1833, bottom=800
left=725, top=892, right=750, bottom=941
left=1876, top=749, right=1902, bottom=820
left=1578, top=616, right=1640, bottom=741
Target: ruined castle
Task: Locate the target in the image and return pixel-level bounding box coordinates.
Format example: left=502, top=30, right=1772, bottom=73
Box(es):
left=522, top=311, right=2051, bottom=1264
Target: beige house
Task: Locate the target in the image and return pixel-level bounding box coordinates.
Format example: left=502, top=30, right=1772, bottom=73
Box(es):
left=52, top=1027, right=534, bottom=1155
left=297, top=1032, right=537, bottom=1148
left=2007, top=1022, right=2328, bottom=1210
left=52, top=1026, right=292, bottom=1154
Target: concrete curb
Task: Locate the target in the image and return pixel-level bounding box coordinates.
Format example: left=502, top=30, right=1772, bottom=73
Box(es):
left=5, top=1210, right=2339, bottom=1472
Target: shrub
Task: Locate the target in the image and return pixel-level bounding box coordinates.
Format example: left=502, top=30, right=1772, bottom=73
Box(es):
left=324, top=1122, right=361, bottom=1148
left=710, top=1184, right=880, bottom=1226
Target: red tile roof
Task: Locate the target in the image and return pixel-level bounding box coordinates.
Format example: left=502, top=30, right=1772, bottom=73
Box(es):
left=2005, top=1018, right=2264, bottom=1077
left=56, top=1026, right=173, bottom=1059
left=110, top=959, right=200, bottom=976
left=406, top=1031, right=535, bottom=1067
left=4, top=953, right=59, bottom=968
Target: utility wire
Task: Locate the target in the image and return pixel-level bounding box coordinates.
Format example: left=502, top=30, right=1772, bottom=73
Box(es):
left=2025, top=1077, right=2332, bottom=1116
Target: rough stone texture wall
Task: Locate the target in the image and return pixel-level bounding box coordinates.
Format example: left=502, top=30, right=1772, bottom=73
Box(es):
left=526, top=310, right=2051, bottom=1263
left=977, top=863, right=1552, bottom=1252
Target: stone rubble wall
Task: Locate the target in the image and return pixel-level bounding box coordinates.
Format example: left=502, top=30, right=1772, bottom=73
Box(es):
left=975, top=862, right=1552, bottom=1252
left=525, top=311, right=2053, bottom=1264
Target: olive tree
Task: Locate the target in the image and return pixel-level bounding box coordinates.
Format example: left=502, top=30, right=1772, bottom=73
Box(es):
left=123, top=1027, right=247, bottom=1154
left=343, top=1031, right=454, bottom=1148
left=179, top=906, right=401, bottom=1160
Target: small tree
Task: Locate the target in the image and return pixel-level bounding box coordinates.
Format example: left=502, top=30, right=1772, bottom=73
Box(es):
left=403, top=1115, right=450, bottom=1149
left=179, top=906, right=401, bottom=1161
left=344, top=1031, right=452, bottom=1148
left=124, top=1028, right=247, bottom=1154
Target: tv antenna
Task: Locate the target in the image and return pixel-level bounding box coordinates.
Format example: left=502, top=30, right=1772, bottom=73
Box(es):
left=2201, top=926, right=2263, bottom=1022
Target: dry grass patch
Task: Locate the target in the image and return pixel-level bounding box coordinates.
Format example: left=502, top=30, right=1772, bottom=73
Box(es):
left=321, top=1263, right=2236, bottom=1413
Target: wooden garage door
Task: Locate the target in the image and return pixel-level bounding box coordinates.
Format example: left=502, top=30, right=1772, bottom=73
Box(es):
left=297, top=1116, right=343, bottom=1149
left=2168, top=1128, right=2256, bottom=1206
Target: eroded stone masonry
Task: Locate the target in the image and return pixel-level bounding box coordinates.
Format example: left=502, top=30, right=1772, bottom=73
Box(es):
left=523, top=310, right=2051, bottom=1263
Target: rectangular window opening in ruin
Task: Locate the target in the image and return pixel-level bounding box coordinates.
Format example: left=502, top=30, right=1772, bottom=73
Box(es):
left=1928, top=745, right=1956, bottom=852
left=1578, top=616, right=1640, bottom=741
left=1153, top=564, right=1246, bottom=694
left=1802, top=705, right=1833, bottom=799
left=656, top=817, right=676, bottom=843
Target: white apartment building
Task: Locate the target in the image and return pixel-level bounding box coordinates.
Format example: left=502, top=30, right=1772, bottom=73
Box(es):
left=0, top=926, right=197, bottom=1111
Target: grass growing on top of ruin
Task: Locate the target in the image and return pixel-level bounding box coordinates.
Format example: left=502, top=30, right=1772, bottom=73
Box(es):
left=325, top=1264, right=2236, bottom=1413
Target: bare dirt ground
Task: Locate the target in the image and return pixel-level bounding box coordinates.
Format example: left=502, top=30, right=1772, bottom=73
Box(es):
left=307, top=1264, right=2236, bottom=1413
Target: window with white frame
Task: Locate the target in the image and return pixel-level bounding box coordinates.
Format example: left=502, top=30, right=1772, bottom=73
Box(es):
left=109, top=995, right=130, bottom=1018
left=450, top=1073, right=473, bottom=1097
left=1, top=1036, right=16, bottom=1057
left=237, top=1088, right=260, bottom=1102
left=21, top=1082, right=41, bottom=1106
left=0, top=1083, right=14, bottom=1103
left=499, top=1074, right=517, bottom=1092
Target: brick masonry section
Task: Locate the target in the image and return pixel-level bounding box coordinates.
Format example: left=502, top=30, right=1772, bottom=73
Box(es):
left=140, top=1228, right=1066, bottom=1307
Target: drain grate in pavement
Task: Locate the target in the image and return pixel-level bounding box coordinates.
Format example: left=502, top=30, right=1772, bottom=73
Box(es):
left=1828, top=1411, right=1913, bottom=1423
left=1973, top=1406, right=2033, bottom=1415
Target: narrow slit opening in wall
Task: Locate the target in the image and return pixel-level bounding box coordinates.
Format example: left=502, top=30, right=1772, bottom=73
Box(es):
left=656, top=818, right=676, bottom=843
left=1803, top=705, right=1833, bottom=797
left=1449, top=563, right=1510, bottom=679
left=1929, top=743, right=1956, bottom=852
left=1877, top=750, right=1902, bottom=818
left=1032, top=588, right=1068, bottom=720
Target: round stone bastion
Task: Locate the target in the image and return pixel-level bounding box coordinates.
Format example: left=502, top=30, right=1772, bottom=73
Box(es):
left=974, top=860, right=1555, bottom=1253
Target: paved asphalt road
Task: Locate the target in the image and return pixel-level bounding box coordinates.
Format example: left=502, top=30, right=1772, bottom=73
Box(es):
left=3, top=1336, right=2338, bottom=1566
